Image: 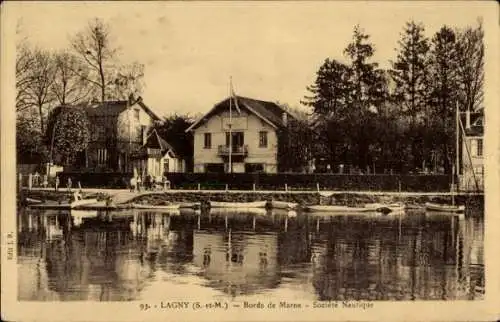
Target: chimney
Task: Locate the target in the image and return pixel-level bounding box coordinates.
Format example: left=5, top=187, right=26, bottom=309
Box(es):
left=282, top=112, right=288, bottom=126
left=466, top=108, right=471, bottom=129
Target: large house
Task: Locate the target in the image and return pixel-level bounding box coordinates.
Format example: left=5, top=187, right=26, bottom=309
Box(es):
left=81, top=96, right=161, bottom=173
left=186, top=96, right=295, bottom=173
left=459, top=109, right=484, bottom=191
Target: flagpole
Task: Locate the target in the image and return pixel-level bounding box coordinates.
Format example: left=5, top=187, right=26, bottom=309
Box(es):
left=229, top=77, right=233, bottom=174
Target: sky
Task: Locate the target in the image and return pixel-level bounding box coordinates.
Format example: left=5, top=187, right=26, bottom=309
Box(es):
left=7, top=1, right=495, bottom=117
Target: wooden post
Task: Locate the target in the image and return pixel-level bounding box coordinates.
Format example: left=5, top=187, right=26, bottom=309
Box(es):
left=398, top=180, right=401, bottom=192
left=253, top=183, right=256, bottom=191
left=18, top=174, right=22, bottom=192
left=316, top=183, right=320, bottom=192
left=225, top=184, right=228, bottom=191
left=198, top=183, right=201, bottom=191
left=28, top=173, right=33, bottom=191
left=285, top=183, right=288, bottom=191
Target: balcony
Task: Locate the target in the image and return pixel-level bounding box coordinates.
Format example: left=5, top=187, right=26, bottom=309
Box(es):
left=218, top=145, right=248, bottom=157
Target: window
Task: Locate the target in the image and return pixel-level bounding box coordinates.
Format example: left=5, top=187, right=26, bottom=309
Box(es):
left=133, top=109, right=140, bottom=122
left=259, top=131, right=268, bottom=148
left=471, top=139, right=483, bottom=157
left=204, top=133, right=212, bottom=149
left=97, top=148, right=108, bottom=166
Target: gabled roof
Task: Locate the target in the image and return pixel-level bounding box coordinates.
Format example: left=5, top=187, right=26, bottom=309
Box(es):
left=460, top=111, right=484, bottom=137
left=186, top=96, right=295, bottom=132
left=83, top=97, right=161, bottom=121
left=132, top=129, right=177, bottom=159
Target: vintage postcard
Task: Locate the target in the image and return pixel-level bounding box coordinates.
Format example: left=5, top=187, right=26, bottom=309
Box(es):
left=1, top=1, right=499, bottom=321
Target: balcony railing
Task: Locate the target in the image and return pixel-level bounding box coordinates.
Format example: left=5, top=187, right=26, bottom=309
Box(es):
left=218, top=145, right=248, bottom=157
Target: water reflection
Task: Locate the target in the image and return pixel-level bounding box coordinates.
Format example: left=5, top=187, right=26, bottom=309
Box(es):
left=17, top=207, right=484, bottom=301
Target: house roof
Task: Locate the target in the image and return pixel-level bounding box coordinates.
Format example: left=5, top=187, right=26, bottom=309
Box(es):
left=460, top=111, right=484, bottom=137
left=131, top=129, right=177, bottom=159
left=83, top=97, right=161, bottom=121
left=186, top=96, right=296, bottom=132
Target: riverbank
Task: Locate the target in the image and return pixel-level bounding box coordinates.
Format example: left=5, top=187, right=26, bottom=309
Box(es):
left=21, top=188, right=484, bottom=210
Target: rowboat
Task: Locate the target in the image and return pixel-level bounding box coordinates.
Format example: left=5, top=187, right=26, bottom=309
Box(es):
left=25, top=197, right=42, bottom=204
left=209, top=208, right=267, bottom=216
left=305, top=204, right=374, bottom=213
left=268, top=200, right=299, bottom=210
left=424, top=202, right=465, bottom=213
left=29, top=198, right=98, bottom=209
left=364, top=202, right=406, bottom=213
left=209, top=200, right=267, bottom=209
left=132, top=203, right=180, bottom=210
left=71, top=199, right=99, bottom=208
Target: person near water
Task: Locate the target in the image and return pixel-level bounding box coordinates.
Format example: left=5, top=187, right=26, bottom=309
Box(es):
left=130, top=176, right=136, bottom=192
left=136, top=176, right=142, bottom=192
left=67, top=177, right=72, bottom=191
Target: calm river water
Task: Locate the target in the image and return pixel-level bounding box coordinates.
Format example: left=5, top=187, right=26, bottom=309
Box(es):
left=17, top=207, right=484, bottom=301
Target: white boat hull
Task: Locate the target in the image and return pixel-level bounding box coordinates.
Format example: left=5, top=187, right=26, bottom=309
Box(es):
left=269, top=201, right=298, bottom=210
left=71, top=199, right=98, bottom=209
left=132, top=203, right=180, bottom=210
left=425, top=202, right=465, bottom=213
left=209, top=201, right=267, bottom=209
left=306, top=205, right=374, bottom=213
left=365, top=202, right=406, bottom=213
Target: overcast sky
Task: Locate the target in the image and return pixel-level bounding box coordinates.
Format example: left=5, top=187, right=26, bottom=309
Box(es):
left=9, top=1, right=494, bottom=117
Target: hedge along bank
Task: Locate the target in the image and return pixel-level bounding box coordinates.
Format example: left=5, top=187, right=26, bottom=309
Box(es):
left=57, top=172, right=453, bottom=192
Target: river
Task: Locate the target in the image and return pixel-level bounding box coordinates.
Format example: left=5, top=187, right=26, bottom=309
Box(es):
left=17, top=207, right=484, bottom=301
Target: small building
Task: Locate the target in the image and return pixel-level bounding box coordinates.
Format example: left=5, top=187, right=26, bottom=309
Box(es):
left=130, top=129, right=185, bottom=179
left=81, top=96, right=161, bottom=172
left=459, top=110, right=484, bottom=192
left=186, top=95, right=295, bottom=173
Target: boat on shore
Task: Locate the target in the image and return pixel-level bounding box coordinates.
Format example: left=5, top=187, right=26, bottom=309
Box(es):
left=209, top=200, right=267, bottom=209
left=268, top=200, right=299, bottom=210
left=424, top=202, right=465, bottom=213
left=132, top=203, right=180, bottom=210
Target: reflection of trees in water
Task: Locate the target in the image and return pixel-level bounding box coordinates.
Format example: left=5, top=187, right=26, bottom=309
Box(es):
left=17, top=209, right=484, bottom=301
left=309, top=215, right=484, bottom=301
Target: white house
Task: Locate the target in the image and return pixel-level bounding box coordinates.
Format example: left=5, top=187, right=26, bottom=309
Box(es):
left=459, top=110, right=484, bottom=192
left=186, top=96, right=295, bottom=173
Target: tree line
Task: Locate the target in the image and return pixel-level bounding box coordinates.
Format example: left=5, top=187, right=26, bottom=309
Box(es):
left=16, top=18, right=193, bottom=167
left=296, top=20, right=484, bottom=174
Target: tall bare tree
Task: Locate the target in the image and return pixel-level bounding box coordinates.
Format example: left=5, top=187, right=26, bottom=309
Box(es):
left=71, top=18, right=117, bottom=102
left=20, top=47, right=56, bottom=133
left=71, top=18, right=144, bottom=102
left=51, top=51, right=93, bottom=105
left=455, top=19, right=484, bottom=112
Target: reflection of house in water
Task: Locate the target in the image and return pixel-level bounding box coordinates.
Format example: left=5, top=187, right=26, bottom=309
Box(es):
left=193, top=230, right=280, bottom=297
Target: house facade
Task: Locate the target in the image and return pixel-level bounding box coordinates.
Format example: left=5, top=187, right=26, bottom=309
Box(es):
left=130, top=129, right=185, bottom=179
left=459, top=110, right=484, bottom=192
left=186, top=96, right=295, bottom=173
left=81, top=96, right=161, bottom=172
